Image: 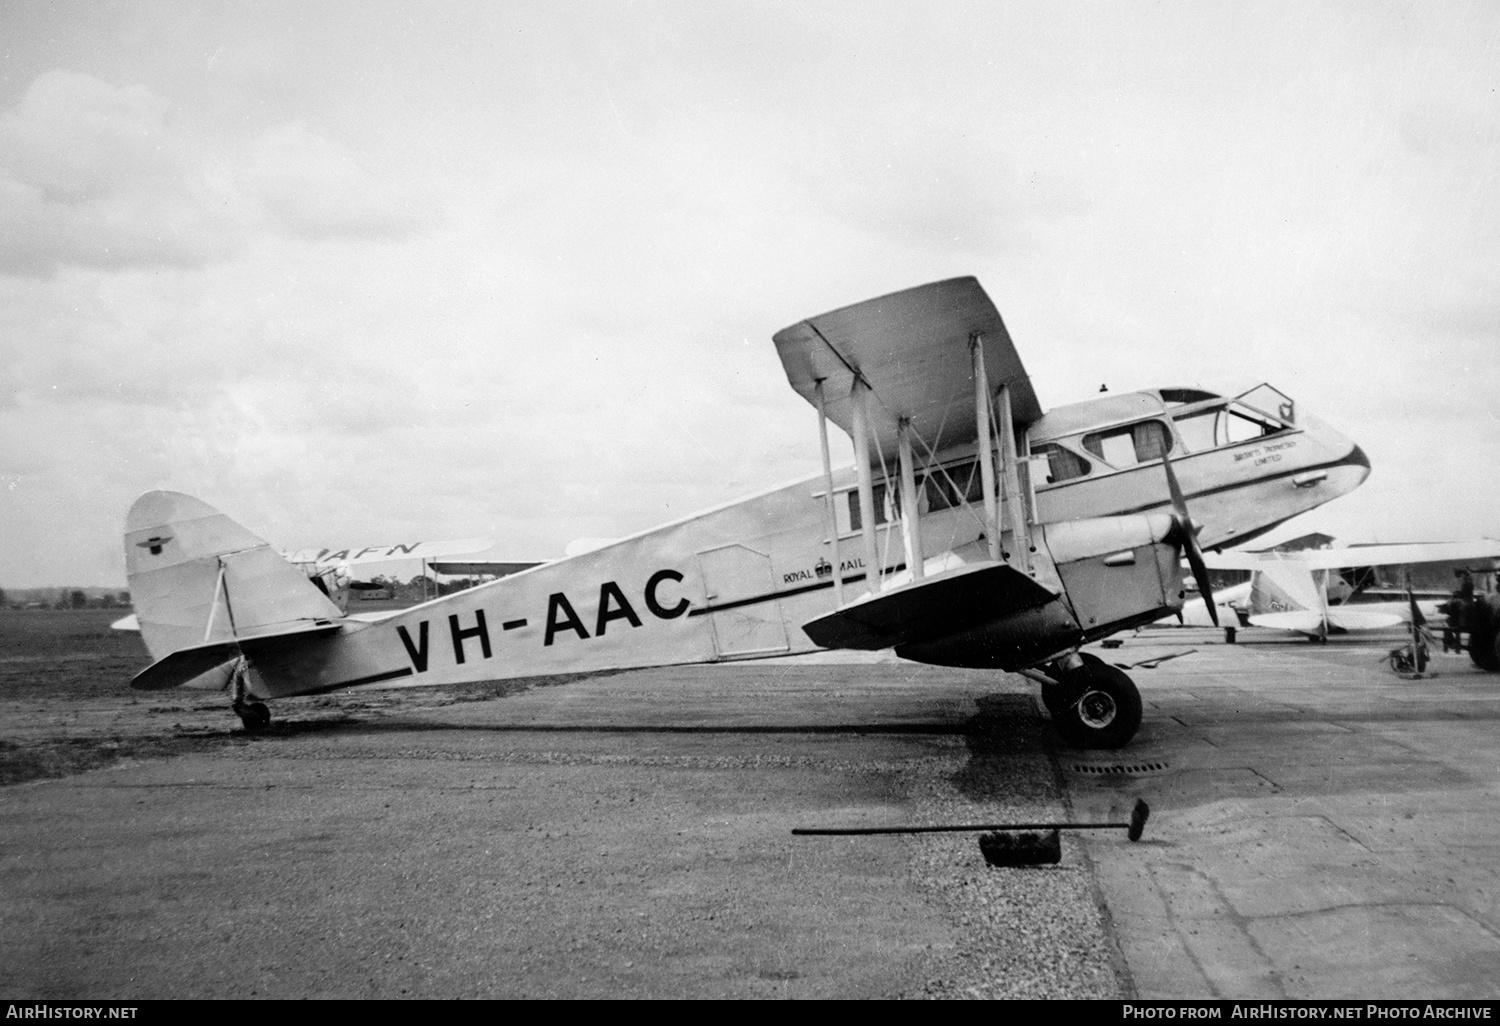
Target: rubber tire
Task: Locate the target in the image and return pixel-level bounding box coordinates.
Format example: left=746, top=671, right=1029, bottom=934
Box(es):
left=236, top=702, right=271, bottom=731
left=1040, top=679, right=1083, bottom=720
left=1467, top=602, right=1500, bottom=672
left=1052, top=653, right=1143, bottom=750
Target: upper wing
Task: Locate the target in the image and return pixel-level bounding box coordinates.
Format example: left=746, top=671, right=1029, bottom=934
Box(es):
left=772, top=277, right=1041, bottom=457
left=281, top=537, right=495, bottom=567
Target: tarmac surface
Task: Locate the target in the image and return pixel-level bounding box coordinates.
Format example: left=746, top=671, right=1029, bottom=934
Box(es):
left=1077, top=628, right=1500, bottom=1000
left=2, top=627, right=1498, bottom=999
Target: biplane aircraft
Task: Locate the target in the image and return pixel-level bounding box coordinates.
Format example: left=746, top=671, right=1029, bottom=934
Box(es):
left=122, top=278, right=1370, bottom=745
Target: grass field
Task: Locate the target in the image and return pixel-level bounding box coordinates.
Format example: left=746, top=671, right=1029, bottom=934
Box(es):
left=0, top=608, right=151, bottom=700
left=0, top=607, right=591, bottom=787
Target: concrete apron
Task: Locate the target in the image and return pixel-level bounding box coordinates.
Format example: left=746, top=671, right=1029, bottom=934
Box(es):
left=1068, top=630, right=1500, bottom=1000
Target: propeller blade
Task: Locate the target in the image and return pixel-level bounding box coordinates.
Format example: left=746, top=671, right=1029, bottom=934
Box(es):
left=1183, top=534, right=1219, bottom=628
left=1161, top=447, right=1219, bottom=627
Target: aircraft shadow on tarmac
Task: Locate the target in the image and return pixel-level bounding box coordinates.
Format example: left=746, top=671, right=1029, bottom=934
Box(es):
left=188, top=691, right=1057, bottom=753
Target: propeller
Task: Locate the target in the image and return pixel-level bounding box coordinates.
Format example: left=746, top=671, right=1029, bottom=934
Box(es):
left=1161, top=446, right=1219, bottom=627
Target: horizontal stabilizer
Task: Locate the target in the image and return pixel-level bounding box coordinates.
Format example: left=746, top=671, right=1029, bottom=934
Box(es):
left=130, top=622, right=343, bottom=691
left=1247, top=611, right=1329, bottom=633
left=802, top=562, right=1055, bottom=651
left=1325, top=609, right=1407, bottom=631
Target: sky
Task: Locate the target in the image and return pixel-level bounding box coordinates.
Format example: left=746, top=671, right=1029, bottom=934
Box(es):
left=1, top=0, right=1497, bottom=589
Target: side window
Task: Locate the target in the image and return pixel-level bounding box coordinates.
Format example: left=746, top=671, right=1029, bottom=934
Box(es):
left=1222, top=405, right=1284, bottom=444
left=1081, top=420, right=1173, bottom=468
left=923, top=458, right=984, bottom=513
left=1173, top=408, right=1220, bottom=453
left=844, top=483, right=895, bottom=533
left=1172, top=404, right=1287, bottom=452
left=1032, top=442, right=1092, bottom=484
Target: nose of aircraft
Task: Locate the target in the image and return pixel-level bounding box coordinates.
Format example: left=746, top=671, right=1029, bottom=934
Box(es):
left=1302, top=412, right=1371, bottom=496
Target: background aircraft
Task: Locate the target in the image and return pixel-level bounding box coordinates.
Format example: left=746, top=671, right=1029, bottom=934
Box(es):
left=120, top=278, right=1369, bottom=746
left=1203, top=540, right=1500, bottom=642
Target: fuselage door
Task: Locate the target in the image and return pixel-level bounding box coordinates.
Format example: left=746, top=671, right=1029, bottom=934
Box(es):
left=696, top=544, right=790, bottom=658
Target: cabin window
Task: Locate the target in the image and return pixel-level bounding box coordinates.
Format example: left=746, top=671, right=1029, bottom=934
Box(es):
left=1032, top=442, right=1092, bottom=484
left=923, top=458, right=985, bottom=512
left=844, top=483, right=894, bottom=533
left=1081, top=420, right=1173, bottom=468
left=1223, top=404, right=1284, bottom=443
left=1173, top=409, right=1219, bottom=453
left=1172, top=404, right=1286, bottom=452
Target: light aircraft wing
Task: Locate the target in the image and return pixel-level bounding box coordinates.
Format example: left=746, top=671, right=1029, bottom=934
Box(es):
left=1202, top=550, right=1282, bottom=571
left=1206, top=539, right=1500, bottom=572
left=426, top=560, right=547, bottom=577
left=280, top=537, right=495, bottom=567
left=1294, top=540, right=1500, bottom=570
left=772, top=277, right=1042, bottom=457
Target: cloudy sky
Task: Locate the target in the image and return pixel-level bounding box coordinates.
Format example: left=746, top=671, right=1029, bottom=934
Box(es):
left=2, top=1, right=1496, bottom=588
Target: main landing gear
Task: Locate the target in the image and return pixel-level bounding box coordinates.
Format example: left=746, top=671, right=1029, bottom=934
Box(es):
left=1040, top=652, right=1143, bottom=749
left=228, top=657, right=271, bottom=732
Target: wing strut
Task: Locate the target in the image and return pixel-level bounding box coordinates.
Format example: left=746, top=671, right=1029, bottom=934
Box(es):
left=897, top=419, right=923, bottom=583
left=849, top=376, right=882, bottom=596
left=996, top=381, right=1032, bottom=574
left=971, top=334, right=1002, bottom=563
left=814, top=379, right=845, bottom=606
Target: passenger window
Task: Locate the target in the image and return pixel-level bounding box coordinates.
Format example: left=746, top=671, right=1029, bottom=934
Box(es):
left=1032, top=443, right=1092, bottom=484
left=1081, top=420, right=1173, bottom=468
left=923, top=459, right=984, bottom=513
left=1173, top=409, right=1219, bottom=453
left=845, top=483, right=895, bottom=533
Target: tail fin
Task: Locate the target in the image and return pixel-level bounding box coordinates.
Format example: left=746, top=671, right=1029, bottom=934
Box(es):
left=125, top=491, right=343, bottom=666
left=1246, top=561, right=1329, bottom=633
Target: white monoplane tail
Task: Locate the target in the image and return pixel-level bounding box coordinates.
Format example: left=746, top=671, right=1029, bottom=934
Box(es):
left=1203, top=540, right=1500, bottom=639
left=122, top=277, right=1373, bottom=747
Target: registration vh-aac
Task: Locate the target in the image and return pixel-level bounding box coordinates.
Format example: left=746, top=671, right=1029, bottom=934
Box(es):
left=122, top=278, right=1370, bottom=746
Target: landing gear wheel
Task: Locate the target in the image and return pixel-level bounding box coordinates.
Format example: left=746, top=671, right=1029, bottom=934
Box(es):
left=1040, top=679, right=1083, bottom=720
left=1466, top=604, right=1499, bottom=671
left=1051, top=653, right=1142, bottom=750
left=235, top=701, right=271, bottom=732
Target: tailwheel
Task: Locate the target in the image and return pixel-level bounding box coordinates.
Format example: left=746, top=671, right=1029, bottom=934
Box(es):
left=234, top=701, right=271, bottom=731
left=226, top=656, right=271, bottom=731
left=1050, top=652, right=1142, bottom=750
